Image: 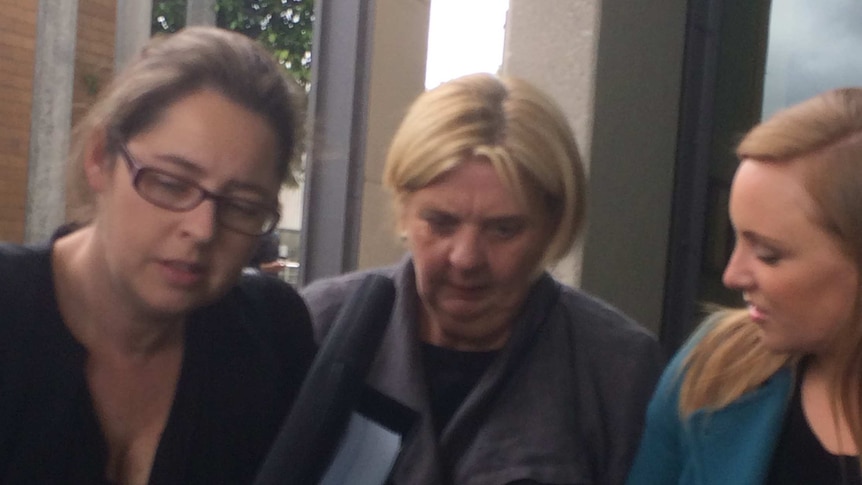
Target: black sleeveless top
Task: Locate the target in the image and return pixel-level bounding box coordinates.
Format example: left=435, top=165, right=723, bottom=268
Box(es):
left=766, top=369, right=862, bottom=484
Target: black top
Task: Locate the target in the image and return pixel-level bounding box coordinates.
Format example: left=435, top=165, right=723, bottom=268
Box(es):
left=766, top=369, right=862, bottom=485
left=0, top=241, right=317, bottom=484
left=420, top=342, right=498, bottom=435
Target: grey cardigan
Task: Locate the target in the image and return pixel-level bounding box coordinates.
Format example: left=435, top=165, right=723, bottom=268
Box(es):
left=302, top=258, right=664, bottom=485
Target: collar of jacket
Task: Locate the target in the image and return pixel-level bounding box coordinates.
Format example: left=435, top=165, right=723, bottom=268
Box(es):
left=685, top=366, right=793, bottom=484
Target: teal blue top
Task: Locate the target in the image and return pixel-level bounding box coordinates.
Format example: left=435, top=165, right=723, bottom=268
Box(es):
left=626, top=327, right=793, bottom=485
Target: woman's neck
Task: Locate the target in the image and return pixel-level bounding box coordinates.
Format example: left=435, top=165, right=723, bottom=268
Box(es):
left=419, top=309, right=511, bottom=352
left=801, top=356, right=858, bottom=456
left=52, top=227, right=185, bottom=357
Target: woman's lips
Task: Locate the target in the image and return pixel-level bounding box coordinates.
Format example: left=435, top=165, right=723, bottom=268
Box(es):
left=747, top=302, right=767, bottom=323
left=160, top=260, right=205, bottom=286
left=447, top=283, right=486, bottom=298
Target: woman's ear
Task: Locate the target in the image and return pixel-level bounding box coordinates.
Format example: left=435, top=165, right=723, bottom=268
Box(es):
left=83, top=127, right=112, bottom=192
left=394, top=197, right=409, bottom=245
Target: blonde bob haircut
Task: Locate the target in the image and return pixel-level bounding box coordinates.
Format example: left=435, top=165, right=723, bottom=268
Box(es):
left=680, top=88, right=862, bottom=460
left=67, top=26, right=305, bottom=223
left=383, top=73, right=587, bottom=269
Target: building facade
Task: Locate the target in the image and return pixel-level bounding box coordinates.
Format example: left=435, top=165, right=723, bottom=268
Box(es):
left=0, top=0, right=116, bottom=243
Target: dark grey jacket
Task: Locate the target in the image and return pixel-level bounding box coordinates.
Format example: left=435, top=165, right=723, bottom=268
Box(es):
left=302, top=258, right=664, bottom=485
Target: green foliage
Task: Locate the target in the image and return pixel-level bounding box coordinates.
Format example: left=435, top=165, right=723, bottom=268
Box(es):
left=151, top=0, right=314, bottom=87
left=151, top=0, right=185, bottom=33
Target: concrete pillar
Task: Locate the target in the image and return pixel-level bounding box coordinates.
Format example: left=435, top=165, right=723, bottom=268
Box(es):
left=505, top=0, right=688, bottom=333
left=503, top=0, right=600, bottom=287
left=299, top=0, right=376, bottom=284
left=356, top=0, right=431, bottom=270
left=299, top=0, right=430, bottom=284
left=114, top=0, right=152, bottom=71
left=25, top=0, right=79, bottom=243
left=186, top=0, right=217, bottom=26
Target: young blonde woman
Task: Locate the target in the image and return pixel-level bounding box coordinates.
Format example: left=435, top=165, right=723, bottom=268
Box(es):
left=627, top=88, right=862, bottom=484
left=0, top=27, right=315, bottom=484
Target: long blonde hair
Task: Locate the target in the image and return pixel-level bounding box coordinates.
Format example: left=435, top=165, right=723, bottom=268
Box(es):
left=680, top=89, right=862, bottom=460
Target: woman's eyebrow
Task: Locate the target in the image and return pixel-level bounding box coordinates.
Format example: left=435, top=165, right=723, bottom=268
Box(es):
left=152, top=153, right=274, bottom=198
left=150, top=153, right=206, bottom=175
left=740, top=230, right=783, bottom=249
left=224, top=180, right=273, bottom=198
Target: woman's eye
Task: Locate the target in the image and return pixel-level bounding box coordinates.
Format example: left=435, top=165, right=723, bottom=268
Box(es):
left=756, top=252, right=781, bottom=266
left=152, top=173, right=193, bottom=195
left=490, top=222, right=522, bottom=240
left=426, top=215, right=457, bottom=235
left=224, top=200, right=264, bottom=217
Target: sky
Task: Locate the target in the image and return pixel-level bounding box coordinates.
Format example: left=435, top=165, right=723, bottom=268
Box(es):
left=424, top=0, right=510, bottom=89
left=761, top=0, right=862, bottom=118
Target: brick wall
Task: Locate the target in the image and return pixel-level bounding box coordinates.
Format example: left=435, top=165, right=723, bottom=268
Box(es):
left=0, top=0, right=37, bottom=243
left=68, top=0, right=117, bottom=220
left=74, top=0, right=116, bottom=127
left=0, top=1, right=116, bottom=243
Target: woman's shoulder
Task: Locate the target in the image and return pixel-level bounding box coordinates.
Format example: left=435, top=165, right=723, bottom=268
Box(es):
left=0, top=241, right=49, bottom=271
left=232, top=272, right=313, bottom=338
left=237, top=271, right=305, bottom=309
left=300, top=264, right=400, bottom=341
left=649, top=310, right=742, bottom=394
left=200, top=273, right=317, bottom=377
left=0, top=242, right=52, bottom=317
left=665, top=309, right=792, bottom=416
left=554, top=282, right=660, bottom=349
left=301, top=268, right=385, bottom=303
left=551, top=282, right=666, bottom=395
left=1, top=227, right=73, bottom=292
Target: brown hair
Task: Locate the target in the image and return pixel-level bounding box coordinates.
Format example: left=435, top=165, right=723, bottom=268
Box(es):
left=67, top=26, right=305, bottom=222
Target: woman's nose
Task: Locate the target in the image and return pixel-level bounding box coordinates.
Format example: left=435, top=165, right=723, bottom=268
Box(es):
left=722, top=245, right=751, bottom=290
left=180, top=198, right=218, bottom=243
left=449, top=228, right=485, bottom=270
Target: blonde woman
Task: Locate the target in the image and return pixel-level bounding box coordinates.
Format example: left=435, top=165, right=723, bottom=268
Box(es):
left=302, top=73, right=664, bottom=484
left=627, top=88, right=862, bottom=484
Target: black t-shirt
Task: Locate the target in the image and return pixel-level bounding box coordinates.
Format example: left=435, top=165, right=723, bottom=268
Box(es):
left=766, top=369, right=862, bottom=485
left=0, top=241, right=317, bottom=484
left=420, top=342, right=499, bottom=435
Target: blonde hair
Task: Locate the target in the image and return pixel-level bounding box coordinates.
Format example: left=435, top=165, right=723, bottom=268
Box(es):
left=67, top=26, right=305, bottom=222
left=680, top=309, right=794, bottom=414
left=382, top=73, right=586, bottom=268
left=680, top=88, right=862, bottom=458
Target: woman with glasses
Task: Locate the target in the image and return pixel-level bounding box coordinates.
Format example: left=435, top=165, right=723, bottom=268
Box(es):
left=0, top=27, right=315, bottom=484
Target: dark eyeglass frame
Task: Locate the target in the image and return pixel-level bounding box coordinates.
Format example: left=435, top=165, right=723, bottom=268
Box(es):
left=115, top=142, right=281, bottom=236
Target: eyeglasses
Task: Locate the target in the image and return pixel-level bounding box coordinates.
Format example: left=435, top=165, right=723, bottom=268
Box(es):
left=116, top=143, right=280, bottom=236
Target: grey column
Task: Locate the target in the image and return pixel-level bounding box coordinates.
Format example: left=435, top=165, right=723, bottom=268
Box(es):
left=505, top=0, right=688, bottom=334
left=299, top=0, right=431, bottom=285
left=298, top=0, right=375, bottom=285
left=504, top=0, right=600, bottom=288
left=579, top=0, right=687, bottom=334
left=114, top=0, right=152, bottom=71
left=25, top=0, right=79, bottom=243
left=186, top=0, right=217, bottom=26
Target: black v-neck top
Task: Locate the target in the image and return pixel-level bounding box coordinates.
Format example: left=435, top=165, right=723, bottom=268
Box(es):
left=766, top=368, right=862, bottom=485
left=0, top=241, right=316, bottom=484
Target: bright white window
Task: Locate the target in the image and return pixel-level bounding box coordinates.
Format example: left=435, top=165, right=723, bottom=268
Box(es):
left=425, top=0, right=510, bottom=89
